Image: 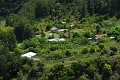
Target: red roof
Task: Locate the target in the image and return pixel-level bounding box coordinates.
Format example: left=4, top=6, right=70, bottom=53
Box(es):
left=95, top=34, right=107, bottom=36
left=95, top=34, right=107, bottom=38
left=50, top=28, right=58, bottom=31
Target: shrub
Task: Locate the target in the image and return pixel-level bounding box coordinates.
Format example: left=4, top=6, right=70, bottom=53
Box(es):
left=101, top=49, right=108, bottom=55
left=103, top=64, right=112, bottom=74
left=116, top=37, right=120, bottom=42
left=90, top=47, right=96, bottom=53
left=98, top=43, right=105, bottom=49
left=82, top=48, right=89, bottom=54
left=72, top=50, right=79, bottom=55
left=79, top=73, right=89, bottom=80
left=85, top=65, right=97, bottom=79
left=65, top=49, right=71, bottom=57
left=53, top=52, right=62, bottom=59
left=99, top=37, right=111, bottom=43
left=110, top=47, right=117, bottom=55
left=83, top=31, right=93, bottom=38
left=110, top=47, right=117, bottom=53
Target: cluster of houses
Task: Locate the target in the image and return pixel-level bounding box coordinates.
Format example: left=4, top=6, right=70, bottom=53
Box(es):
left=94, top=34, right=114, bottom=40
left=50, top=27, right=68, bottom=33
left=48, top=27, right=115, bottom=42
left=95, top=34, right=107, bottom=39
left=48, top=27, right=69, bottom=42
left=88, top=34, right=115, bottom=42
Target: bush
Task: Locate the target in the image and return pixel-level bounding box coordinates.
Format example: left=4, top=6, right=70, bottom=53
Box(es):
left=82, top=48, right=89, bottom=54
left=53, top=52, right=62, bottom=59
left=65, top=49, right=71, bottom=57
left=90, top=47, right=96, bottom=53
left=83, top=31, right=93, bottom=38
left=99, top=37, right=111, bottom=43
left=110, top=47, right=117, bottom=53
left=110, top=47, right=117, bottom=55
left=116, top=37, right=120, bottom=42
left=98, top=43, right=105, bottom=49
left=103, top=64, right=112, bottom=74
left=101, top=49, right=108, bottom=55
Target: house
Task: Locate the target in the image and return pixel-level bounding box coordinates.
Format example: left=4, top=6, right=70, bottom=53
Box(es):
left=50, top=28, right=60, bottom=33
left=95, top=34, right=107, bottom=39
left=110, top=36, right=115, bottom=39
left=62, top=21, right=66, bottom=24
left=58, top=29, right=68, bottom=32
left=48, top=38, right=66, bottom=42
left=21, top=52, right=36, bottom=58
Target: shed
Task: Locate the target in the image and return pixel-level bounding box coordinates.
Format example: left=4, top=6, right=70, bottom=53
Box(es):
left=48, top=38, right=65, bottom=42
left=21, top=52, right=36, bottom=58
left=50, top=28, right=60, bottom=33
left=95, top=34, right=107, bottom=39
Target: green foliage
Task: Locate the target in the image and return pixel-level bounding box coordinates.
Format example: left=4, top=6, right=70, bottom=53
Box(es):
left=71, top=62, right=85, bottom=79
left=18, top=1, right=36, bottom=22
left=47, top=64, right=65, bottom=80
left=101, top=49, right=108, bottom=55
left=98, top=43, right=105, bottom=49
left=82, top=48, right=89, bottom=54
left=35, top=0, right=55, bottom=19
left=65, top=49, right=71, bottom=57
left=14, top=17, right=35, bottom=41
left=22, top=38, right=40, bottom=49
left=73, top=37, right=89, bottom=45
left=17, top=70, right=23, bottom=80
left=0, top=0, right=28, bottom=17
left=99, top=37, right=111, bottom=43
left=6, top=14, right=19, bottom=27
left=81, top=0, right=87, bottom=18
left=1, top=0, right=120, bottom=80
left=0, top=29, right=17, bottom=51
left=110, top=47, right=117, bottom=53
left=14, top=48, right=22, bottom=57
left=83, top=31, right=93, bottom=38
left=37, top=62, right=44, bottom=72
left=96, top=24, right=102, bottom=34
left=79, top=73, right=89, bottom=80
left=85, top=65, right=98, bottom=79
left=103, top=64, right=112, bottom=74
left=87, top=0, right=94, bottom=16
left=90, top=47, right=96, bottom=53
left=22, top=64, right=31, bottom=74
left=7, top=30, right=17, bottom=51
left=72, top=32, right=81, bottom=38
left=53, top=51, right=63, bottom=59
left=0, top=54, right=7, bottom=76
left=110, top=47, right=117, bottom=55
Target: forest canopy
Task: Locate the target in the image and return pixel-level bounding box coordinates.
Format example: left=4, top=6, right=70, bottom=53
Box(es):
left=0, top=0, right=120, bottom=80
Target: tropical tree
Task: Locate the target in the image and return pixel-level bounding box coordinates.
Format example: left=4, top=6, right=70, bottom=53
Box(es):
left=14, top=17, right=34, bottom=41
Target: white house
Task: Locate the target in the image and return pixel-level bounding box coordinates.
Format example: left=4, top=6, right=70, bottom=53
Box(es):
left=21, top=52, right=36, bottom=58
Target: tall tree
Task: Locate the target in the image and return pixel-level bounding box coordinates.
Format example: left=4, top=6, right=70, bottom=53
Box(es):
left=7, top=29, right=17, bottom=51
left=87, top=0, right=94, bottom=16
left=0, top=0, right=28, bottom=17
left=81, top=0, right=87, bottom=18
left=0, top=29, right=16, bottom=51
left=14, top=17, right=35, bottom=41
left=35, top=0, right=49, bottom=19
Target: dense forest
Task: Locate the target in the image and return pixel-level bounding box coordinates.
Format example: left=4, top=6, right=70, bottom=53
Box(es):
left=0, top=0, right=120, bottom=80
